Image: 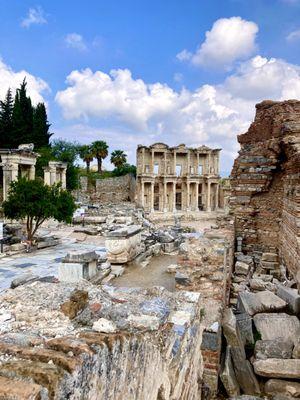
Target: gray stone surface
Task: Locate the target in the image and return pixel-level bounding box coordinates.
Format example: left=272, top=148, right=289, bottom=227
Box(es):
left=220, top=345, right=240, bottom=397
left=264, top=379, right=300, bottom=398
left=236, top=313, right=254, bottom=346
left=235, top=261, right=250, bottom=276
left=10, top=273, right=40, bottom=289
left=292, top=336, right=300, bottom=359
left=277, top=284, right=300, bottom=314
left=237, top=290, right=287, bottom=316
left=222, top=308, right=260, bottom=395
left=254, top=339, right=293, bottom=360
left=253, top=313, right=300, bottom=343
left=64, top=250, right=98, bottom=263
left=253, top=358, right=300, bottom=379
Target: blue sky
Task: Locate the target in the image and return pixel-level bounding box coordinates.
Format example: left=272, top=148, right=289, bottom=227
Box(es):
left=0, top=0, right=300, bottom=175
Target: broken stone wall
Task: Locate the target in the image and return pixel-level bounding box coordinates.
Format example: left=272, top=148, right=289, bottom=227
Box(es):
left=76, top=173, right=136, bottom=204
left=230, top=100, right=300, bottom=283
left=176, top=226, right=234, bottom=397
left=0, top=282, right=204, bottom=400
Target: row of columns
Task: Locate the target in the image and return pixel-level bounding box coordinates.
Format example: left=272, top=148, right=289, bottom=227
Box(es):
left=142, top=148, right=218, bottom=176
left=2, top=163, right=35, bottom=201
left=140, top=180, right=219, bottom=212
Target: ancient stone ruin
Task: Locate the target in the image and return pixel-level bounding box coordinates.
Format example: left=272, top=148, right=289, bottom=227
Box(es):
left=230, top=100, right=300, bottom=285
left=136, top=143, right=221, bottom=212
left=0, top=102, right=299, bottom=399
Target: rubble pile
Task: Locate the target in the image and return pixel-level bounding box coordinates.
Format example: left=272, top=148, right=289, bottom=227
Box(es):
left=0, top=281, right=204, bottom=400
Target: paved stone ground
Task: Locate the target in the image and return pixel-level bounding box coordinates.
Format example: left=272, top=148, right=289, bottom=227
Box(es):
left=0, top=239, right=105, bottom=293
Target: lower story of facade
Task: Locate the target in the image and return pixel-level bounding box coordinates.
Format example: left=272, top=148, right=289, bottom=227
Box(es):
left=136, top=177, right=220, bottom=212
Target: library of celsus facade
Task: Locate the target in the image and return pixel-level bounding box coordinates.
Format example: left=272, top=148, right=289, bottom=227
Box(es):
left=136, top=143, right=221, bottom=212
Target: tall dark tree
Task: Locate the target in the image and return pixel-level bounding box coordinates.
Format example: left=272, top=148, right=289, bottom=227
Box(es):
left=0, top=88, right=14, bottom=148
left=11, top=78, right=33, bottom=147
left=33, top=103, right=52, bottom=148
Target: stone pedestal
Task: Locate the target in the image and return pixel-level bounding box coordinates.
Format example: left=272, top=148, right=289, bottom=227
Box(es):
left=58, top=250, right=98, bottom=283
left=105, top=225, right=142, bottom=264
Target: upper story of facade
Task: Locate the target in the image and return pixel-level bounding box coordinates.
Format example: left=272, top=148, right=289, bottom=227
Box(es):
left=136, top=143, right=221, bottom=179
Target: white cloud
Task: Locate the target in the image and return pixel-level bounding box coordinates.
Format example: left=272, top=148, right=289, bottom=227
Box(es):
left=21, top=6, right=47, bottom=28
left=64, top=33, right=88, bottom=52
left=173, top=73, right=183, bottom=83
left=55, top=55, right=300, bottom=175
left=177, top=17, right=258, bottom=69
left=286, top=29, right=300, bottom=42
left=0, top=59, right=49, bottom=105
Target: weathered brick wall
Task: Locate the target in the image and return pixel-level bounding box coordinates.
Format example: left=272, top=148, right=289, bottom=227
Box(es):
left=230, top=100, right=300, bottom=282
left=76, top=174, right=136, bottom=204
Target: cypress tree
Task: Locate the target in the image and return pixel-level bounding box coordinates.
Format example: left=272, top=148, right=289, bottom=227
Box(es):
left=0, top=88, right=14, bottom=148
left=11, top=78, right=33, bottom=147
left=32, top=103, right=52, bottom=148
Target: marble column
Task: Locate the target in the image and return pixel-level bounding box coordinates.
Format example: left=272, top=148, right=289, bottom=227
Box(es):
left=29, top=165, right=35, bottom=180
left=195, top=182, right=199, bottom=211
left=173, top=182, right=176, bottom=212
left=207, top=181, right=211, bottom=212
left=150, top=182, right=154, bottom=212
left=215, top=183, right=219, bottom=210
left=141, top=181, right=145, bottom=208
left=173, top=151, right=176, bottom=175
left=44, top=168, right=51, bottom=185
left=61, top=168, right=67, bottom=189
left=2, top=163, right=18, bottom=201
left=186, top=181, right=190, bottom=211
left=163, top=182, right=167, bottom=212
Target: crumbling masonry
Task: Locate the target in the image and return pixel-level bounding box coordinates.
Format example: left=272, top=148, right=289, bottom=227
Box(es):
left=230, top=100, right=300, bottom=284
left=136, top=143, right=221, bottom=212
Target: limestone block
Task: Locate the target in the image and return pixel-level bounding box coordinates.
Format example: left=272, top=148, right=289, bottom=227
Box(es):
left=162, top=242, right=176, bottom=253
left=292, top=336, right=300, bottom=359
left=253, top=313, right=300, bottom=343
left=264, top=379, right=300, bottom=398
left=58, top=261, right=97, bottom=283
left=0, top=375, right=42, bottom=400
left=236, top=313, right=254, bottom=346
left=220, top=346, right=240, bottom=397
left=261, top=252, right=278, bottom=262
left=276, top=284, right=300, bottom=314
left=222, top=308, right=260, bottom=395
left=64, top=250, right=98, bottom=263
left=168, top=310, right=192, bottom=326
left=111, top=265, right=125, bottom=277
left=105, top=225, right=142, bottom=264
left=93, top=318, right=117, bottom=333
left=254, top=339, right=293, bottom=360
left=126, top=314, right=160, bottom=331
left=237, top=290, right=287, bottom=316
left=253, top=358, right=300, bottom=379
left=235, top=261, right=250, bottom=276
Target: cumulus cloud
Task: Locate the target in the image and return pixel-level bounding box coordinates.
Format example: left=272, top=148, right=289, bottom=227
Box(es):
left=55, top=56, right=300, bottom=174
left=286, top=29, right=300, bottom=42
left=21, top=6, right=47, bottom=28
left=0, top=59, right=49, bottom=104
left=177, top=17, right=258, bottom=69
left=64, top=33, right=88, bottom=51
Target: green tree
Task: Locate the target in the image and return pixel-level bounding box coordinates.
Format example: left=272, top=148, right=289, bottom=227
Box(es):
left=3, top=177, right=76, bottom=242
left=33, top=103, right=52, bottom=148
left=91, top=140, right=108, bottom=173
left=0, top=88, right=14, bottom=148
left=79, top=144, right=94, bottom=172
left=110, top=150, right=127, bottom=168
left=51, top=139, right=80, bottom=190
left=11, top=78, right=33, bottom=147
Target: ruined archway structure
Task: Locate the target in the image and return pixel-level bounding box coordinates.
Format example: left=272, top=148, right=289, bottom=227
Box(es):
left=230, top=100, right=300, bottom=283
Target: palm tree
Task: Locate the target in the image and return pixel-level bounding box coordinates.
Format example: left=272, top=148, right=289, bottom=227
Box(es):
left=110, top=150, right=127, bottom=168
left=91, top=140, right=109, bottom=173
left=79, top=144, right=94, bottom=172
